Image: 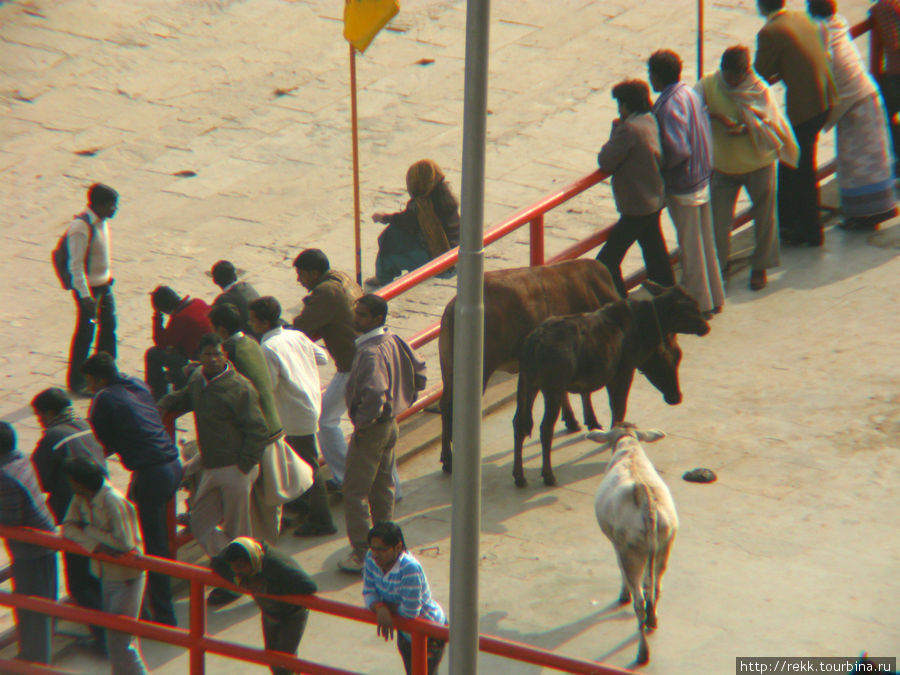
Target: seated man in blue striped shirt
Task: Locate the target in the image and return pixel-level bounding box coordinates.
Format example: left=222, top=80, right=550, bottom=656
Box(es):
left=362, top=521, right=446, bottom=675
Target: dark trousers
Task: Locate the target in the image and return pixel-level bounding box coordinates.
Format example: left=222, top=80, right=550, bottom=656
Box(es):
left=261, top=608, right=310, bottom=675
left=778, top=111, right=828, bottom=244
left=129, top=459, right=183, bottom=626
left=64, top=551, right=106, bottom=646
left=285, top=435, right=334, bottom=529
left=144, top=346, right=189, bottom=401
left=12, top=554, right=58, bottom=664
left=877, top=73, right=900, bottom=165
left=596, top=210, right=675, bottom=298
left=397, top=631, right=446, bottom=675
left=68, top=283, right=116, bottom=391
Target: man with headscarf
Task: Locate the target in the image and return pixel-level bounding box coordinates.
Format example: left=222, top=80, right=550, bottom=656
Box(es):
left=211, top=537, right=317, bottom=675
left=696, top=45, right=799, bottom=291
left=367, top=159, right=460, bottom=288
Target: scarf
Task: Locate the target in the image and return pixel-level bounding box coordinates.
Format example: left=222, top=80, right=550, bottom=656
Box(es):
left=230, top=537, right=264, bottom=582
left=406, top=159, right=451, bottom=258
left=717, top=71, right=800, bottom=168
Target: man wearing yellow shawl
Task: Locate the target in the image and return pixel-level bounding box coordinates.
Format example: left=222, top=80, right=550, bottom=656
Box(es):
left=211, top=537, right=317, bottom=675
left=368, top=159, right=460, bottom=288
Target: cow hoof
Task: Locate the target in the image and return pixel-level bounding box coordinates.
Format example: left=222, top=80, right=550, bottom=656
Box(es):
left=618, top=591, right=631, bottom=604
left=636, top=648, right=649, bottom=665
left=441, top=460, right=452, bottom=474
left=514, top=475, right=528, bottom=488
left=542, top=474, right=557, bottom=487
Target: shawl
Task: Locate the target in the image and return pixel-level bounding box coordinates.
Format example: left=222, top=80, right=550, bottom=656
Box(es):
left=229, top=537, right=264, bottom=582
left=717, top=71, right=800, bottom=168
left=406, top=159, right=451, bottom=258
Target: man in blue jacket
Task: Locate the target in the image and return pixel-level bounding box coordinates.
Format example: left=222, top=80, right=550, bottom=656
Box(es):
left=82, top=352, right=183, bottom=626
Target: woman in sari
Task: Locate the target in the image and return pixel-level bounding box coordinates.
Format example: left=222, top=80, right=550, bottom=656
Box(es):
left=368, top=159, right=460, bottom=288
left=808, top=0, right=897, bottom=229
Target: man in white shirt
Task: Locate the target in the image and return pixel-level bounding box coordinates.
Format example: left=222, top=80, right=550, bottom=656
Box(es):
left=248, top=296, right=337, bottom=538
left=62, top=456, right=148, bottom=674
left=66, top=183, right=119, bottom=394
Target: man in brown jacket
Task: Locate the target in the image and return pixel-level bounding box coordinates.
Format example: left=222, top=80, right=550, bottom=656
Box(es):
left=595, top=78, right=675, bottom=298
left=292, top=249, right=362, bottom=492
left=754, top=0, right=836, bottom=247
left=338, top=294, right=426, bottom=573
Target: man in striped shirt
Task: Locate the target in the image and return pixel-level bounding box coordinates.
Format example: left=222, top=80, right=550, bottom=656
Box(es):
left=362, top=521, right=446, bottom=675
left=63, top=456, right=148, bottom=674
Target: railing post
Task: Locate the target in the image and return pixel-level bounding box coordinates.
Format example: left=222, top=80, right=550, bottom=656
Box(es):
left=529, top=214, right=544, bottom=266
left=189, top=580, right=206, bottom=675
left=411, top=631, right=428, bottom=673
left=870, top=21, right=884, bottom=78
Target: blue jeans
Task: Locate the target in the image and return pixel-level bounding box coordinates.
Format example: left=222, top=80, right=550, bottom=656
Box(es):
left=129, top=459, right=182, bottom=626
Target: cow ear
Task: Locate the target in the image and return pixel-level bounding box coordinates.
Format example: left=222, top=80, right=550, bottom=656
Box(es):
left=642, top=280, right=666, bottom=296
left=635, top=429, right=666, bottom=443
left=586, top=430, right=612, bottom=448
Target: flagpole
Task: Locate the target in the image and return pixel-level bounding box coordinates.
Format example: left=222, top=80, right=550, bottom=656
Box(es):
left=350, top=42, right=362, bottom=286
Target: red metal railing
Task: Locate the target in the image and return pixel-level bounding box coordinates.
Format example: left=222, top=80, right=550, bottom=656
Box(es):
left=0, top=525, right=634, bottom=674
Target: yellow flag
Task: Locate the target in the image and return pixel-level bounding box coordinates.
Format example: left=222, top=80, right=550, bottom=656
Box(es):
left=343, top=0, right=399, bottom=53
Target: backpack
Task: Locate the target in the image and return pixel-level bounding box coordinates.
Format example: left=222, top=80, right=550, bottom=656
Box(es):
left=52, top=212, right=94, bottom=291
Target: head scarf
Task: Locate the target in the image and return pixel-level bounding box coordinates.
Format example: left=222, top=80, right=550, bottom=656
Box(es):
left=228, top=537, right=264, bottom=582
left=406, top=159, right=451, bottom=258
left=716, top=70, right=800, bottom=168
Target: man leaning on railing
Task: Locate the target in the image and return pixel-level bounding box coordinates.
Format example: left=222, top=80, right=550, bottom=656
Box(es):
left=0, top=421, right=58, bottom=666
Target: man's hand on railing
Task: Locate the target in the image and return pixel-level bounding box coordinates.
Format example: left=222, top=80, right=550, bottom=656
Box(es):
left=373, top=602, right=396, bottom=641
left=95, top=543, right=136, bottom=558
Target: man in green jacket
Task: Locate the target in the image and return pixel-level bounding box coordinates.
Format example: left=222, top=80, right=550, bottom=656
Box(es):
left=158, top=333, right=270, bottom=598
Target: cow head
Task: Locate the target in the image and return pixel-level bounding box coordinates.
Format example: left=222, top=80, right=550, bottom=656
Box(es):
left=639, top=334, right=683, bottom=405
left=643, top=283, right=711, bottom=337
left=587, top=425, right=666, bottom=449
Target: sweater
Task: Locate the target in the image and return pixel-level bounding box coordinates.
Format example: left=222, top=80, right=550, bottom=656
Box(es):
left=597, top=112, right=666, bottom=216
left=224, top=332, right=283, bottom=438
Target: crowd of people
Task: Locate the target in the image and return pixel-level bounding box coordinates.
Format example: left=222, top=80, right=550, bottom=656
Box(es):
left=597, top=0, right=897, bottom=310
left=2, top=0, right=898, bottom=672
left=4, top=200, right=437, bottom=671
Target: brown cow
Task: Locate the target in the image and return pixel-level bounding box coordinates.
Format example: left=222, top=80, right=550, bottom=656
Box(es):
left=512, top=283, right=710, bottom=487
left=438, top=259, right=679, bottom=473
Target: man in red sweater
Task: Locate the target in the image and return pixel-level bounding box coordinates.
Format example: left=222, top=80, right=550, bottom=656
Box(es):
left=144, top=285, right=212, bottom=400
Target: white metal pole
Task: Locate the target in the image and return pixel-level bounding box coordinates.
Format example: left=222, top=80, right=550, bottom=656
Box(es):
left=449, top=0, right=490, bottom=672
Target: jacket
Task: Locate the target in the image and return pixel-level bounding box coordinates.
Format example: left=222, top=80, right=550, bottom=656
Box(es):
left=224, top=332, right=283, bottom=438
left=0, top=451, right=57, bottom=562
left=755, top=10, right=837, bottom=125
left=292, top=270, right=362, bottom=373
left=213, top=281, right=261, bottom=336
left=153, top=296, right=213, bottom=358
left=597, top=112, right=666, bottom=216
left=90, top=374, right=179, bottom=472
left=159, top=365, right=269, bottom=473
left=31, top=408, right=107, bottom=522
left=346, top=330, right=427, bottom=429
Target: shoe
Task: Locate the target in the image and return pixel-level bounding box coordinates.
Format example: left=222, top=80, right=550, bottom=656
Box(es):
left=364, top=276, right=385, bottom=288
left=293, top=521, right=337, bottom=538
left=207, top=587, right=241, bottom=607
left=781, top=230, right=822, bottom=247
left=749, top=269, right=767, bottom=291
left=338, top=551, right=366, bottom=573
left=325, top=478, right=343, bottom=494
left=75, top=635, right=108, bottom=657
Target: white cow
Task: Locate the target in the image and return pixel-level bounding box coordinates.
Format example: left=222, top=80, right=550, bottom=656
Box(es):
left=588, top=426, right=678, bottom=665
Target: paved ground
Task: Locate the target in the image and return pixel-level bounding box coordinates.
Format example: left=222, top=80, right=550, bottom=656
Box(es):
left=2, top=0, right=897, bottom=673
